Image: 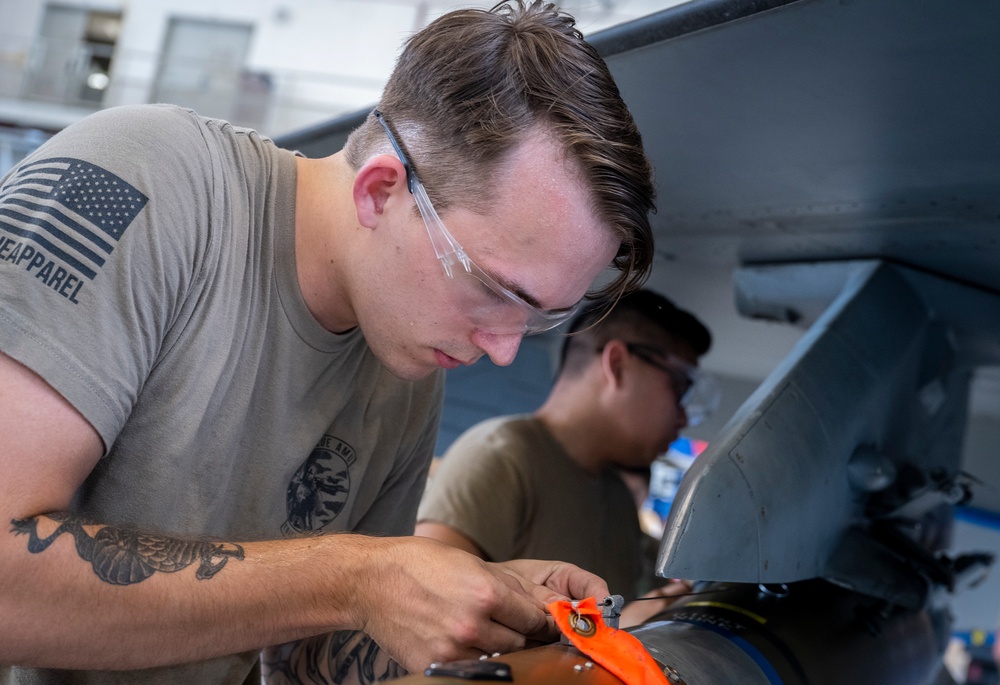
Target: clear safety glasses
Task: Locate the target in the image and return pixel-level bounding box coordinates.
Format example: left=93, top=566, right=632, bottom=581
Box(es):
left=373, top=109, right=581, bottom=335
left=625, top=342, right=721, bottom=426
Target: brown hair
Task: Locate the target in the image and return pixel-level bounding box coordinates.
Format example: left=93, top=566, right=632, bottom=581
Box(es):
left=344, top=0, right=655, bottom=299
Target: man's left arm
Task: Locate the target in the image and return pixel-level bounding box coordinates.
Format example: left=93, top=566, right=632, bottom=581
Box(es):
left=264, top=376, right=442, bottom=685
left=264, top=631, right=405, bottom=685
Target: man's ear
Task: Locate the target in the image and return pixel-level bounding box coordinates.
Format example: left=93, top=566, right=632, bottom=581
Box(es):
left=353, top=155, right=408, bottom=229
left=600, top=339, right=629, bottom=389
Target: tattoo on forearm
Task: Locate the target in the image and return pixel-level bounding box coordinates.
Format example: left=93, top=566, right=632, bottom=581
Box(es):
left=262, top=631, right=406, bottom=684
left=329, top=632, right=405, bottom=684
left=10, top=514, right=244, bottom=585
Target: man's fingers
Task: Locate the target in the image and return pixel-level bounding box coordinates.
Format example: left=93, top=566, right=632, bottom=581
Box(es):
left=486, top=572, right=553, bottom=639
left=480, top=581, right=560, bottom=647
left=367, top=546, right=606, bottom=667
left=500, top=558, right=609, bottom=604
left=470, top=616, right=534, bottom=656
left=523, top=614, right=560, bottom=644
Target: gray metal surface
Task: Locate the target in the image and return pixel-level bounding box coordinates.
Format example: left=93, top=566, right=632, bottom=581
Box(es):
left=603, top=0, right=1000, bottom=293
left=630, top=620, right=772, bottom=685
left=634, top=579, right=946, bottom=685
left=658, top=260, right=999, bottom=588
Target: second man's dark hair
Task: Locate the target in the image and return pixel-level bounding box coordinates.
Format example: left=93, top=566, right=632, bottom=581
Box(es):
left=558, top=289, right=711, bottom=377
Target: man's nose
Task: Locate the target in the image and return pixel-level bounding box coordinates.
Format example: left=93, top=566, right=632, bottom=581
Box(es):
left=471, top=329, right=524, bottom=367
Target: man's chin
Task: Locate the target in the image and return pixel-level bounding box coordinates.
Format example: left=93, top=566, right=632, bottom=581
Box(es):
left=383, top=359, right=440, bottom=382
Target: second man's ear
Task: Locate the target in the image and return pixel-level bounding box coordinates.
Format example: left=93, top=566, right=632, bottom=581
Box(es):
left=600, top=339, right=630, bottom=388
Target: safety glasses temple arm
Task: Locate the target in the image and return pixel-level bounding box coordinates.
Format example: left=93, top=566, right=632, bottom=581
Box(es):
left=411, top=181, right=471, bottom=278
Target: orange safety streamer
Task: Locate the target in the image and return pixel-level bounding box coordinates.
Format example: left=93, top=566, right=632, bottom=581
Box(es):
left=548, top=597, right=670, bottom=685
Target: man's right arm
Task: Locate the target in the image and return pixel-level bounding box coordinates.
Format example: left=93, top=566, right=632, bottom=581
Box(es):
left=0, top=350, right=358, bottom=669
left=2, top=351, right=605, bottom=673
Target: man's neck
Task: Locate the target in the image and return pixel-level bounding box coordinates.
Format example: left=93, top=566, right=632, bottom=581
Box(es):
left=293, top=154, right=359, bottom=333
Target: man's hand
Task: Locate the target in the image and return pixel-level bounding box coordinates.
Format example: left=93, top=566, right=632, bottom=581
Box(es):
left=495, top=558, right=609, bottom=609
left=352, top=538, right=608, bottom=672
left=492, top=558, right=610, bottom=645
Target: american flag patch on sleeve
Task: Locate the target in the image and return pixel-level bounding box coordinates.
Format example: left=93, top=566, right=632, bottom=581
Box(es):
left=0, top=157, right=149, bottom=303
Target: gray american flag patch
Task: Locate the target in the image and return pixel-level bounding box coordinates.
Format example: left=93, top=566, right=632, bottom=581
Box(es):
left=0, top=156, right=148, bottom=280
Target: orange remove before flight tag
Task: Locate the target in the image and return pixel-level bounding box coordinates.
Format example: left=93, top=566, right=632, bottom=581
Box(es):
left=548, top=596, right=670, bottom=685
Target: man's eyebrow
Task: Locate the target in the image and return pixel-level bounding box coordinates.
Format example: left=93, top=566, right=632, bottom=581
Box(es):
left=492, top=269, right=543, bottom=309
left=478, top=262, right=578, bottom=314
